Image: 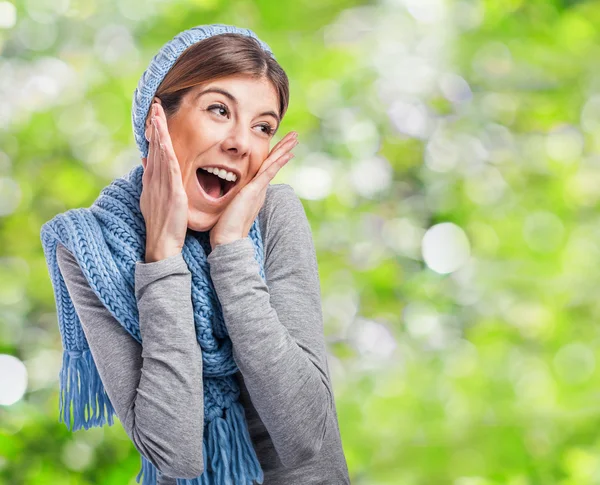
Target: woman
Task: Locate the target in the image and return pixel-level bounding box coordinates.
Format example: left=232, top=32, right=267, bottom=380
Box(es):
left=40, top=24, right=350, bottom=485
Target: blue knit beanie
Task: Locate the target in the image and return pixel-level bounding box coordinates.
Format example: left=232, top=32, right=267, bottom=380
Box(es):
left=131, top=24, right=276, bottom=159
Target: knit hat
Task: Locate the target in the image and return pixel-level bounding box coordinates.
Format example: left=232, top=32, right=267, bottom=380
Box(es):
left=131, top=23, right=276, bottom=159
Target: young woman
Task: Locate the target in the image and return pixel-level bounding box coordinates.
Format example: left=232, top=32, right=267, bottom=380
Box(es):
left=41, top=24, right=350, bottom=485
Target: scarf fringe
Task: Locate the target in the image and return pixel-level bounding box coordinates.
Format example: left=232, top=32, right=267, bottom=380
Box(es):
left=135, top=401, right=264, bottom=485
left=136, top=455, right=157, bottom=485
left=59, top=349, right=116, bottom=431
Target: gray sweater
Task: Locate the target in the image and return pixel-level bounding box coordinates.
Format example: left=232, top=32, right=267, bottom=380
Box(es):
left=55, top=183, right=350, bottom=485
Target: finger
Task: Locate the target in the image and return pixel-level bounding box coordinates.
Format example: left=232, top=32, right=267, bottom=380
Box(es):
left=141, top=156, right=148, bottom=188
left=269, top=131, right=297, bottom=153
left=153, top=106, right=181, bottom=183
left=154, top=104, right=176, bottom=156
left=257, top=137, right=298, bottom=178
left=267, top=132, right=297, bottom=161
left=152, top=116, right=163, bottom=186
left=272, top=132, right=298, bottom=155
left=144, top=119, right=156, bottom=181
left=154, top=122, right=179, bottom=194
left=251, top=152, right=295, bottom=191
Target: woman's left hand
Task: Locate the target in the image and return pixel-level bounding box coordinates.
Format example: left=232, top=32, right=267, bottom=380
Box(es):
left=209, top=131, right=299, bottom=250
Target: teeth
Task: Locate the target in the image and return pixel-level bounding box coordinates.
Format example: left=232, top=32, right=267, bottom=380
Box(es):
left=201, top=166, right=237, bottom=182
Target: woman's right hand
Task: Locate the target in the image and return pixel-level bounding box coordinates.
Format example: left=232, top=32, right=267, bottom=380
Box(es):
left=140, top=101, right=189, bottom=263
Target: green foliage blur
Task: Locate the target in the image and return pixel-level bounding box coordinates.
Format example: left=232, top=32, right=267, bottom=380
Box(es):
left=2, top=0, right=600, bottom=483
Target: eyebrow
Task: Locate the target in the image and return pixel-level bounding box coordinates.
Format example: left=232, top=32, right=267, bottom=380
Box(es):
left=195, top=87, right=281, bottom=127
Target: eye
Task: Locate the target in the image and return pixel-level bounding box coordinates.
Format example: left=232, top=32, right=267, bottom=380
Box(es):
left=207, top=103, right=229, bottom=118
left=257, top=123, right=275, bottom=136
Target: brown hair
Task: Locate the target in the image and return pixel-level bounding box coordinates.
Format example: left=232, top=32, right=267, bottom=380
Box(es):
left=153, top=33, right=289, bottom=122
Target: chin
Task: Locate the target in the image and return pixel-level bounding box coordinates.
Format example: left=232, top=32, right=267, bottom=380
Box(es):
left=186, top=208, right=220, bottom=233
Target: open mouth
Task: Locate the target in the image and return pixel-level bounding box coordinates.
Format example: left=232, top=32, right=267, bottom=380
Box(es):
left=196, top=168, right=237, bottom=200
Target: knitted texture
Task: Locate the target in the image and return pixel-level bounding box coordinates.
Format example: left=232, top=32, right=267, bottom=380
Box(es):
left=40, top=164, right=266, bottom=485
left=131, top=23, right=275, bottom=159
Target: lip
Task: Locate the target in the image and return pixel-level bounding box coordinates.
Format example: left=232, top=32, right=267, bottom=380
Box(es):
left=195, top=168, right=239, bottom=207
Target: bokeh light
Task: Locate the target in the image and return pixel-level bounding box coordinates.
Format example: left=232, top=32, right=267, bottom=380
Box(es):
left=0, top=354, right=28, bottom=406
left=422, top=222, right=471, bottom=274
left=4, top=0, right=600, bottom=483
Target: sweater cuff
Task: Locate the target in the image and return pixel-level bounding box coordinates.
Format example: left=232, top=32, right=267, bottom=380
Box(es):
left=135, top=252, right=190, bottom=298
left=207, top=237, right=254, bottom=263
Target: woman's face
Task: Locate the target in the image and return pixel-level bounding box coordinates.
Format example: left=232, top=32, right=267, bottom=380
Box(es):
left=144, top=73, right=281, bottom=232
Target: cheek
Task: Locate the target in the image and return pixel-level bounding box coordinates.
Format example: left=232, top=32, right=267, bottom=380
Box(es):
left=173, top=116, right=217, bottom=148
left=251, top=156, right=263, bottom=172
left=245, top=144, right=269, bottom=174
left=256, top=143, right=271, bottom=165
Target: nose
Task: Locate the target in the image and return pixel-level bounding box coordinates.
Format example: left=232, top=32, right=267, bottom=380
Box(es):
left=221, top=123, right=250, bottom=159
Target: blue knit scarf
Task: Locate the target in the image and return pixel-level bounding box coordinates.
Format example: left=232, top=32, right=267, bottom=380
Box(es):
left=40, top=163, right=265, bottom=485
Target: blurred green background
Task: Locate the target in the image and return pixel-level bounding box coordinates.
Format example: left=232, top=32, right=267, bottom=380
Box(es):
left=2, top=0, right=600, bottom=483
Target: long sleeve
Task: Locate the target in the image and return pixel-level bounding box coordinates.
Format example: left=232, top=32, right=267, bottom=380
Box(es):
left=56, top=243, right=204, bottom=480
left=206, top=184, right=334, bottom=469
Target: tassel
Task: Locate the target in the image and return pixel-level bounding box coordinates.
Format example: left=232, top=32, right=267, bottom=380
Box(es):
left=59, top=358, right=262, bottom=484
left=58, top=349, right=116, bottom=431
left=83, top=349, right=115, bottom=427
left=228, top=402, right=264, bottom=484
left=136, top=455, right=157, bottom=485
left=199, top=441, right=212, bottom=485
left=179, top=403, right=263, bottom=485
left=209, top=416, right=232, bottom=484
